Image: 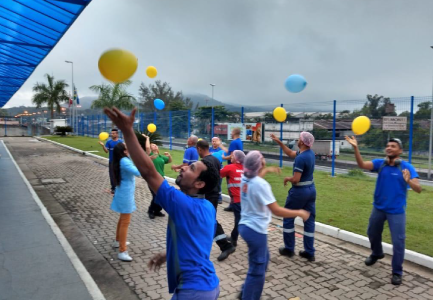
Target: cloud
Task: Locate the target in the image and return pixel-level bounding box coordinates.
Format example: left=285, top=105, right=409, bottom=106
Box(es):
left=6, top=0, right=433, bottom=109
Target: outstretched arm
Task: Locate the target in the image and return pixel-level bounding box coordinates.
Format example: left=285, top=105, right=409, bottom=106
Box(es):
left=98, top=141, right=109, bottom=153
left=270, top=134, right=296, bottom=159
left=267, top=202, right=310, bottom=221
left=345, top=136, right=373, bottom=170
left=142, top=134, right=151, bottom=155
left=259, top=166, right=281, bottom=178
left=104, top=108, right=163, bottom=193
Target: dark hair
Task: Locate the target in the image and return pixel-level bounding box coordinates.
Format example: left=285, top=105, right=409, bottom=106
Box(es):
left=197, top=139, right=210, bottom=151
left=197, top=159, right=219, bottom=195
left=111, top=128, right=119, bottom=132
left=113, top=143, right=127, bottom=186
left=389, top=138, right=403, bottom=149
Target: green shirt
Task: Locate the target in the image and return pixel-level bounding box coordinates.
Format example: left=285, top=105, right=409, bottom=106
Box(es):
left=151, top=152, right=169, bottom=177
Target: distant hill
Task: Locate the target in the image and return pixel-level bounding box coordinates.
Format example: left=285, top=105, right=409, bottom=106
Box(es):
left=185, top=93, right=270, bottom=112
left=76, top=96, right=97, bottom=110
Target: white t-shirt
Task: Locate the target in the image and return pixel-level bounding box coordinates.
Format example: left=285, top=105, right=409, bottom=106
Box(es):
left=239, top=176, right=276, bottom=234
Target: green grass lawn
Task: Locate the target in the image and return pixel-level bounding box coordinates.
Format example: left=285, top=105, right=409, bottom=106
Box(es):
left=45, top=135, right=433, bottom=257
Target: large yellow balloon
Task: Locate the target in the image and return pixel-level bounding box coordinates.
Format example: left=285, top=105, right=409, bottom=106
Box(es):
left=273, top=107, right=287, bottom=122
left=99, top=132, right=109, bottom=141
left=352, top=116, right=371, bottom=135
left=147, top=123, right=156, bottom=133
left=98, top=49, right=138, bottom=83
left=146, top=66, right=158, bottom=78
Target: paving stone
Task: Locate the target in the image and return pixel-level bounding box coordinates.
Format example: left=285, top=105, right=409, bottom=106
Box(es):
left=12, top=138, right=433, bottom=300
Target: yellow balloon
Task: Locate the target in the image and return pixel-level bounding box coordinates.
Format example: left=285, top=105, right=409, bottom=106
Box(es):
left=98, top=49, right=138, bottom=83
left=147, top=123, right=156, bottom=133
left=99, top=132, right=109, bottom=141
left=352, top=116, right=371, bottom=135
left=273, top=107, right=287, bottom=122
left=198, top=138, right=203, bottom=141
left=146, top=66, right=158, bottom=78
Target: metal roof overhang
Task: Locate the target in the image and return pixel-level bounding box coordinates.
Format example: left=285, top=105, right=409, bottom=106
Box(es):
left=0, top=0, right=92, bottom=107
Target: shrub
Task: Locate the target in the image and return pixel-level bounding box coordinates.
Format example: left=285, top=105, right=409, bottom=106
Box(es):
left=347, top=168, right=367, bottom=177
left=55, top=126, right=73, bottom=136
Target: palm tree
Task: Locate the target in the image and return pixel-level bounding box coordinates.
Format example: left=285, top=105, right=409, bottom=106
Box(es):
left=90, top=80, right=136, bottom=109
left=32, top=74, right=69, bottom=119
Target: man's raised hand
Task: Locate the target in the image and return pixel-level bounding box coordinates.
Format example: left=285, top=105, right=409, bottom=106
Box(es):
left=103, top=107, right=136, bottom=133
left=345, top=136, right=358, bottom=148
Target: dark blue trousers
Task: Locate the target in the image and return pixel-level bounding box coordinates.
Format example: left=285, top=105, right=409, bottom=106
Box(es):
left=283, top=185, right=316, bottom=256
left=231, top=203, right=241, bottom=243
left=367, top=207, right=406, bottom=275
left=239, top=225, right=269, bottom=300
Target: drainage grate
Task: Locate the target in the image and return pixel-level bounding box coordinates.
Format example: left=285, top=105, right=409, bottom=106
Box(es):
left=41, top=178, right=66, bottom=184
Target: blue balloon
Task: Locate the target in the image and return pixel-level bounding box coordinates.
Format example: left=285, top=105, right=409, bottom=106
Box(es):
left=154, top=98, right=165, bottom=110
left=284, top=74, right=307, bottom=93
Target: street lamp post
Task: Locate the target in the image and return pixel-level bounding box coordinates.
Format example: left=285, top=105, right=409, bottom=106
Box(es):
left=210, top=84, right=216, bottom=138
left=210, top=83, right=216, bottom=104
left=428, top=46, right=433, bottom=179
left=65, top=60, right=74, bottom=133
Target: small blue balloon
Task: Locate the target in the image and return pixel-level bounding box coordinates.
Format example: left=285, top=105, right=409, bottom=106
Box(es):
left=284, top=74, right=307, bottom=93
left=154, top=98, right=165, bottom=110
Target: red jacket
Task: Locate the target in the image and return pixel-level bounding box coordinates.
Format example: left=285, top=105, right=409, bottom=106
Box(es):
left=220, top=163, right=244, bottom=203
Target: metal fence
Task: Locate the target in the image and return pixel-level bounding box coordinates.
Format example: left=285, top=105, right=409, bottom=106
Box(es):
left=2, top=95, right=432, bottom=179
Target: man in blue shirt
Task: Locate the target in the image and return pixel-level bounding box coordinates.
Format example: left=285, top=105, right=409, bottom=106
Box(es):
left=223, top=128, right=243, bottom=211
left=225, top=128, right=243, bottom=164
left=104, top=107, right=220, bottom=299
left=171, top=135, right=199, bottom=171
left=98, top=128, right=123, bottom=194
left=210, top=137, right=228, bottom=204
left=271, top=132, right=317, bottom=262
left=345, top=136, right=421, bottom=286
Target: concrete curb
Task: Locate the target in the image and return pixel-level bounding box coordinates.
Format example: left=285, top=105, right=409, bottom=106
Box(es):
left=37, top=136, right=433, bottom=270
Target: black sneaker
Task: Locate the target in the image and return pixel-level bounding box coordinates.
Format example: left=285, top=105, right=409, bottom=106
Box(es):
left=391, top=273, right=402, bottom=285
left=299, top=250, right=315, bottom=262
left=148, top=212, right=155, bottom=219
left=154, top=212, right=165, bottom=217
left=217, top=245, right=236, bottom=261
left=279, top=247, right=295, bottom=258
left=224, top=206, right=233, bottom=212
left=364, top=254, right=385, bottom=266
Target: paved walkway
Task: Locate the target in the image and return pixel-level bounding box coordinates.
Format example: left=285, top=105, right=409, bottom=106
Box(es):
left=0, top=140, right=100, bottom=300
left=3, top=137, right=433, bottom=300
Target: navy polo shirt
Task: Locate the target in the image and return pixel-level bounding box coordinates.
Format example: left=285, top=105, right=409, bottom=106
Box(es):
left=293, top=149, right=315, bottom=184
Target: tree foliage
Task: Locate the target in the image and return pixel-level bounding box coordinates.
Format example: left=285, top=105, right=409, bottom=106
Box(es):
left=138, top=81, right=193, bottom=112
left=359, top=94, right=397, bottom=118
left=414, top=101, right=432, bottom=119
left=90, top=81, right=135, bottom=110
left=32, top=74, right=69, bottom=119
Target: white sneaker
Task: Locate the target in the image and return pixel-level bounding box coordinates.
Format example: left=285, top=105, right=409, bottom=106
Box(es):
left=118, top=251, right=133, bottom=262
left=112, top=241, right=130, bottom=248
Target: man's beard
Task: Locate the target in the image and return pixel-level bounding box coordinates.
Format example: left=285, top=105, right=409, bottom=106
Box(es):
left=387, top=154, right=397, bottom=160
left=175, top=176, right=181, bottom=186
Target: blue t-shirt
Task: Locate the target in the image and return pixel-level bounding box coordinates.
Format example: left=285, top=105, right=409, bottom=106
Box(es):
left=105, top=139, right=123, bottom=161
left=228, top=138, right=243, bottom=164
left=209, top=147, right=221, bottom=154
left=211, top=150, right=225, bottom=166
left=183, top=147, right=198, bottom=165
left=293, top=149, right=315, bottom=185
left=371, top=159, right=418, bottom=214
left=155, top=180, right=219, bottom=293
